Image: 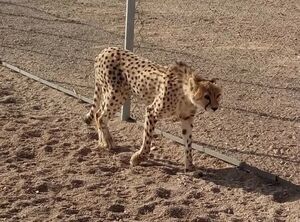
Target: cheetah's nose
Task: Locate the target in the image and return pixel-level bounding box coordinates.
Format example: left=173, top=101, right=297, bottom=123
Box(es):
left=212, top=107, right=218, bottom=112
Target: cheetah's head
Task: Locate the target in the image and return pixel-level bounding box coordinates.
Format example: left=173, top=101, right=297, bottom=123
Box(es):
left=188, top=76, right=222, bottom=112
left=168, top=61, right=222, bottom=111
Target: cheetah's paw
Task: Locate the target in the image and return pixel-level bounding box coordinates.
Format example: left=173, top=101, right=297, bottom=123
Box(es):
left=185, top=162, right=196, bottom=172
left=98, top=141, right=108, bottom=149
left=130, top=151, right=145, bottom=167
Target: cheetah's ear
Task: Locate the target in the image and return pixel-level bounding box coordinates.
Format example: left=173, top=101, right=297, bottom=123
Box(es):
left=210, top=78, right=219, bottom=84
left=168, top=63, right=180, bottom=73
left=175, top=61, right=188, bottom=67
left=192, top=73, right=206, bottom=82
left=169, top=61, right=189, bottom=74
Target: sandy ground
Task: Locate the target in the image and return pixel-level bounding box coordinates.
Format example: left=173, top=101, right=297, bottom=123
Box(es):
left=1, top=67, right=300, bottom=221
left=0, top=0, right=299, bottom=186
left=0, top=0, right=300, bottom=221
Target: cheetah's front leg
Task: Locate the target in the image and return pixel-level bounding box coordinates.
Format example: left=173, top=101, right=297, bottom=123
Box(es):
left=130, top=107, right=157, bottom=166
left=181, top=117, right=195, bottom=171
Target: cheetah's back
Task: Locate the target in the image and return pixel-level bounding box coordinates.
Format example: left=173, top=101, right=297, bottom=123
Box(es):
left=95, top=47, right=170, bottom=105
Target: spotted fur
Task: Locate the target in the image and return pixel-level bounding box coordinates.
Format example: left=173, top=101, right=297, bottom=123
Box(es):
left=84, top=47, right=222, bottom=171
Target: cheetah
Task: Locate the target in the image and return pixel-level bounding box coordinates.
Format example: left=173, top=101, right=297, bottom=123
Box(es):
left=84, top=47, right=222, bottom=171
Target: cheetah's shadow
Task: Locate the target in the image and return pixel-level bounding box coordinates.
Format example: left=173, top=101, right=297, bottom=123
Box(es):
left=110, top=145, right=132, bottom=154
left=140, top=158, right=182, bottom=175
left=138, top=158, right=300, bottom=203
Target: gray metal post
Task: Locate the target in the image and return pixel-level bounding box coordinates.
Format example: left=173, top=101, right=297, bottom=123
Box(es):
left=121, top=0, right=135, bottom=121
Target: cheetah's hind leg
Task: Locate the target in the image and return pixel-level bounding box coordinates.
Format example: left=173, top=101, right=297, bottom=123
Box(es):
left=96, top=122, right=110, bottom=149
left=95, top=90, right=129, bottom=150
left=84, top=82, right=102, bottom=125
left=94, top=103, right=114, bottom=149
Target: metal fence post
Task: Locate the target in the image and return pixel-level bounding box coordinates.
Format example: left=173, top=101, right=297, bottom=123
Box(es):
left=121, top=0, right=135, bottom=121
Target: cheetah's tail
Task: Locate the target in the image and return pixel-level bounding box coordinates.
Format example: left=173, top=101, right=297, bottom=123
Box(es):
left=83, top=82, right=102, bottom=125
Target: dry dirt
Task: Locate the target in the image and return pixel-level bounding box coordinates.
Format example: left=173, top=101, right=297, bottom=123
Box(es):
left=0, top=0, right=300, bottom=221
left=1, top=66, right=299, bottom=222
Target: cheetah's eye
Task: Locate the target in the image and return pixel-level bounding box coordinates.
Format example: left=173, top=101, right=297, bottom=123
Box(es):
left=216, top=94, right=221, bottom=99
left=204, top=95, right=210, bottom=100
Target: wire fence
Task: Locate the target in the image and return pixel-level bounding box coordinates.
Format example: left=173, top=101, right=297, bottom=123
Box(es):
left=1, top=0, right=299, bottom=185
left=130, top=0, right=300, bottom=185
